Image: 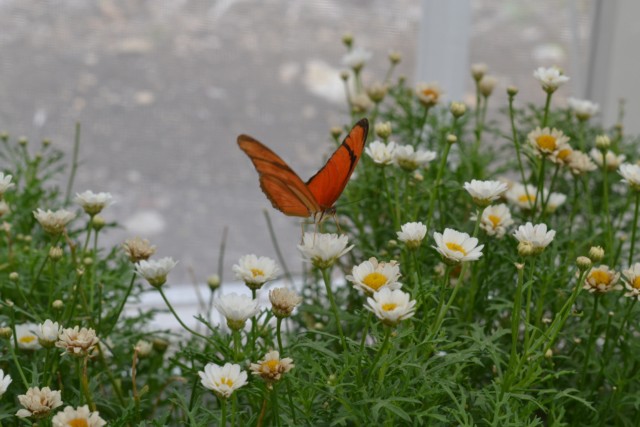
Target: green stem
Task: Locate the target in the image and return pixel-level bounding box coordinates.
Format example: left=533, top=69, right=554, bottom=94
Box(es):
left=65, top=122, right=81, bottom=205
left=276, top=317, right=284, bottom=354
left=368, top=327, right=391, bottom=381
left=602, top=154, right=613, bottom=259
left=381, top=167, right=399, bottom=230
left=522, top=257, right=538, bottom=354
left=233, top=330, right=242, bottom=362
left=220, top=397, right=228, bottom=427
left=157, top=287, right=212, bottom=342
left=541, top=91, right=553, bottom=128
left=507, top=95, right=531, bottom=203
left=581, top=294, right=600, bottom=386
left=629, top=192, right=640, bottom=265
left=321, top=268, right=347, bottom=351
left=426, top=141, right=452, bottom=229
left=106, top=272, right=137, bottom=335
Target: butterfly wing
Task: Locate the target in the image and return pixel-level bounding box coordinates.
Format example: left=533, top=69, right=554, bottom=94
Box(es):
left=238, top=135, right=321, bottom=217
left=306, top=118, right=369, bottom=210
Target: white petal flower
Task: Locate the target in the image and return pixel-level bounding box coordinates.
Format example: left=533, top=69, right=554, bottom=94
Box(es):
left=527, top=127, right=571, bottom=157
left=135, top=257, right=178, bottom=288
left=33, top=208, right=76, bottom=235
left=250, top=350, right=294, bottom=383
left=297, top=232, right=353, bottom=269
left=463, top=179, right=508, bottom=206
left=0, top=369, right=12, bottom=397
left=365, top=140, right=396, bottom=165
left=513, top=222, right=555, bottom=254
left=393, top=144, right=437, bottom=172
left=545, top=192, right=567, bottom=213
left=396, top=222, right=427, bottom=249
left=566, top=150, right=597, bottom=175
left=365, top=288, right=416, bottom=326
left=346, top=257, right=402, bottom=294
left=505, top=183, right=539, bottom=210
left=16, top=387, right=63, bottom=419
left=214, top=293, right=260, bottom=330
left=232, top=254, right=279, bottom=290
left=55, top=326, right=99, bottom=357
left=623, top=263, right=640, bottom=300
left=568, top=97, right=599, bottom=120
left=51, top=405, right=106, bottom=427
left=36, top=319, right=61, bottom=348
left=590, top=148, right=626, bottom=171
left=199, top=362, right=248, bottom=399
left=74, top=190, right=114, bottom=216
left=0, top=172, right=14, bottom=197
left=433, top=228, right=484, bottom=263
left=342, top=47, right=372, bottom=71
left=269, top=287, right=302, bottom=318
left=471, top=203, right=513, bottom=238
left=15, top=323, right=41, bottom=350
left=619, top=163, right=640, bottom=191
left=415, top=82, right=443, bottom=107
left=584, top=265, right=622, bottom=294
left=533, top=66, right=569, bottom=92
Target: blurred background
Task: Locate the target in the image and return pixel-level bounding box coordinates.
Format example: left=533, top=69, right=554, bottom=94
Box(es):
left=0, top=0, right=635, bottom=289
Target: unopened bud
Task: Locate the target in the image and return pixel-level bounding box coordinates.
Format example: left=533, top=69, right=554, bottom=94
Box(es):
left=0, top=327, right=12, bottom=339
left=450, top=102, right=467, bottom=118
left=92, top=215, right=106, bottom=231
left=388, top=50, right=402, bottom=64
left=507, top=86, right=519, bottom=97
left=18, top=136, right=27, bottom=146
left=446, top=134, right=457, bottom=144
left=341, top=33, right=353, bottom=48
left=83, top=257, right=93, bottom=266
left=374, top=121, right=392, bottom=139
left=9, top=272, right=19, bottom=281
left=595, top=135, right=611, bottom=150
left=207, top=274, right=221, bottom=290
left=412, top=171, right=424, bottom=182
left=330, top=126, right=343, bottom=139
left=588, top=246, right=605, bottom=262
left=366, top=82, right=388, bottom=103
left=470, top=63, right=488, bottom=82
left=135, top=340, right=153, bottom=358
left=518, top=241, right=535, bottom=257
left=42, top=139, right=51, bottom=147
left=339, top=70, right=350, bottom=81
left=52, top=300, right=64, bottom=310
left=576, top=256, right=592, bottom=271
left=545, top=349, right=553, bottom=358
left=478, top=75, right=498, bottom=97
left=49, top=246, right=63, bottom=261
left=152, top=337, right=169, bottom=352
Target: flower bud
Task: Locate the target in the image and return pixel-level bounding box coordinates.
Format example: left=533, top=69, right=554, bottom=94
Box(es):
left=478, top=75, right=498, bottom=97
left=507, top=86, right=519, bottom=97
left=470, top=63, right=488, bottom=82
left=588, top=246, right=605, bottom=262
left=366, top=82, right=388, bottom=103
left=330, top=126, right=343, bottom=140
left=518, top=241, right=535, bottom=257
left=576, top=256, right=592, bottom=271
left=83, top=257, right=93, bottom=266
left=341, top=33, right=353, bottom=48
left=49, top=246, right=63, bottom=261
left=0, top=327, right=12, bottom=339
left=92, top=215, right=106, bottom=231
left=42, top=138, right=51, bottom=147
left=9, top=272, right=19, bottom=281
left=446, top=134, right=457, bottom=145
left=595, top=135, right=610, bottom=150
left=545, top=349, right=553, bottom=358
left=339, top=70, right=350, bottom=81
left=450, top=102, right=466, bottom=118
left=152, top=337, right=169, bottom=352
left=52, top=300, right=64, bottom=310
left=18, top=136, right=27, bottom=146
left=388, top=51, right=401, bottom=65
left=207, top=274, right=221, bottom=290
left=135, top=340, right=153, bottom=358
left=374, top=122, right=392, bottom=139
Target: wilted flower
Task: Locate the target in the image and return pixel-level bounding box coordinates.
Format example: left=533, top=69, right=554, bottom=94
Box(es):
left=0, top=369, right=11, bottom=397
left=74, top=190, right=114, bottom=216
left=623, top=263, right=640, bottom=300
left=15, top=323, right=41, bottom=350
left=135, top=257, right=178, bottom=288
left=366, top=82, right=388, bottom=103
left=123, top=237, right=156, bottom=263
left=297, top=232, right=353, bottom=269
left=365, top=140, right=396, bottom=165
left=533, top=66, right=569, bottom=93
left=33, top=208, right=76, bottom=235
left=463, top=179, right=508, bottom=206
left=36, top=320, right=61, bottom=348
left=365, top=288, right=416, bottom=326
left=584, top=265, right=622, bottom=293
left=433, top=228, right=484, bottom=263
left=566, top=150, right=597, bottom=175
left=16, top=387, right=63, bottom=419
left=527, top=127, right=571, bottom=157
left=568, top=98, right=599, bottom=120
left=396, top=222, right=427, bottom=249
left=199, top=362, right=248, bottom=399
left=471, top=203, right=514, bottom=238
left=347, top=257, right=402, bottom=294
left=250, top=350, right=294, bottom=384
left=619, top=163, right=640, bottom=191
left=0, top=172, right=14, bottom=198
left=415, top=82, right=442, bottom=108
left=513, top=222, right=555, bottom=255
left=269, top=287, right=302, bottom=318
left=51, top=405, right=106, bottom=427
left=56, top=326, right=99, bottom=357
left=393, top=145, right=437, bottom=172
left=214, top=293, right=260, bottom=330
left=342, top=47, right=372, bottom=71
left=232, top=254, right=279, bottom=290
left=589, top=149, right=626, bottom=171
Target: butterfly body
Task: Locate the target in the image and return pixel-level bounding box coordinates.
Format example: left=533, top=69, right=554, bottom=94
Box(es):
left=238, top=118, right=368, bottom=219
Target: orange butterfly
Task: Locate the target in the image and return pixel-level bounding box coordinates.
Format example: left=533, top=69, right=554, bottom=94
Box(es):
left=238, top=118, right=368, bottom=223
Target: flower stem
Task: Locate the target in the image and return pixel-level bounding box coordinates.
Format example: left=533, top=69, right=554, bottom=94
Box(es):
left=629, top=192, right=640, bottom=265
left=541, top=91, right=553, bottom=128
left=602, top=154, right=613, bottom=259
left=368, top=327, right=391, bottom=381
left=581, top=294, right=600, bottom=386
left=157, top=287, right=212, bottom=342
left=321, top=268, right=347, bottom=351
left=426, top=141, right=452, bottom=229
left=233, top=330, right=242, bottom=362
left=276, top=317, right=284, bottom=354
left=220, top=397, right=228, bottom=427
left=106, top=272, right=137, bottom=335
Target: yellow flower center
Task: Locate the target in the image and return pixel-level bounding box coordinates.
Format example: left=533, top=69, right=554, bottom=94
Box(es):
left=263, top=359, right=280, bottom=372
left=218, top=377, right=234, bottom=387
left=557, top=148, right=572, bottom=161
left=518, top=194, right=536, bottom=204
left=362, top=272, right=388, bottom=291
left=487, top=214, right=501, bottom=228
left=446, top=242, right=467, bottom=255
left=633, top=276, right=640, bottom=289
left=536, top=134, right=557, bottom=151
left=421, top=88, right=438, bottom=99
left=19, top=335, right=36, bottom=344
left=382, top=303, right=398, bottom=311
left=68, top=419, right=89, bottom=427
left=590, top=270, right=611, bottom=285
left=250, top=268, right=264, bottom=277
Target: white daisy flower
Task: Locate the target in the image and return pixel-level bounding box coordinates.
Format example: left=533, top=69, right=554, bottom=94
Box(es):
left=0, top=173, right=14, bottom=197
left=365, top=140, right=396, bottom=165
left=269, top=287, right=302, bottom=318
left=51, top=405, right=106, bottom=427
left=36, top=319, right=61, bottom=348
left=0, top=369, right=11, bottom=397
left=623, top=263, right=640, bottom=300
left=250, top=350, right=294, bottom=383
left=15, top=323, right=41, bottom=350
left=527, top=127, right=571, bottom=157
left=199, top=362, right=248, bottom=399
left=74, top=190, right=114, bottom=216
left=346, top=257, right=402, bottom=294
left=513, top=222, right=555, bottom=255
left=393, top=145, right=437, bottom=172
left=619, top=163, right=640, bottom=191
left=568, top=98, right=599, bottom=120
left=297, top=232, right=353, bottom=269
left=470, top=203, right=513, bottom=238
left=55, top=326, right=99, bottom=357
left=16, top=387, right=63, bottom=419
left=463, top=179, right=508, bottom=206
left=214, top=292, right=260, bottom=331
left=433, top=228, right=484, bottom=263
left=232, top=254, right=279, bottom=290
left=584, top=265, right=622, bottom=294
left=33, top=208, right=76, bottom=235
left=365, top=288, right=416, bottom=326
left=505, top=183, right=539, bottom=210
left=342, top=47, right=372, bottom=71
left=533, top=66, right=569, bottom=92
left=396, top=222, right=427, bottom=249
left=135, top=257, right=178, bottom=288
left=589, top=148, right=626, bottom=171
left=566, top=150, right=597, bottom=175
left=545, top=192, right=567, bottom=213
left=415, top=82, right=443, bottom=107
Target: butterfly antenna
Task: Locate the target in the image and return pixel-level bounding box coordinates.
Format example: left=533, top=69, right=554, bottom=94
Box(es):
left=333, top=211, right=342, bottom=234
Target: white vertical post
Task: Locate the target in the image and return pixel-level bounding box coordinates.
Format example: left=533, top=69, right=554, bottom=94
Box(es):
left=416, top=0, right=471, bottom=102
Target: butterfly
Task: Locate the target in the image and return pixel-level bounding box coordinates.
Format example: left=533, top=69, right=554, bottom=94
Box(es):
left=238, top=118, right=368, bottom=223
